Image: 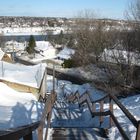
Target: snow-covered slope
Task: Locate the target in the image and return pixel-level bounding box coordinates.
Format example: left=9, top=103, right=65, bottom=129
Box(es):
left=0, top=82, right=44, bottom=129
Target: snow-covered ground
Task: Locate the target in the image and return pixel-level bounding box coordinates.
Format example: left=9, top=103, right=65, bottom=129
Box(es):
left=33, top=41, right=57, bottom=61
left=0, top=61, right=139, bottom=139
left=0, top=70, right=140, bottom=139
left=4, top=40, right=57, bottom=63
left=0, top=82, right=44, bottom=129
left=53, top=64, right=108, bottom=82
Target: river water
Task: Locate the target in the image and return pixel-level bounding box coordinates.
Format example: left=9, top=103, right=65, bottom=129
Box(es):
left=3, top=35, right=48, bottom=42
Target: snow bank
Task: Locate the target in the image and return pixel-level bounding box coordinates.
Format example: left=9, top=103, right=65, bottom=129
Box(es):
left=0, top=82, right=44, bottom=129
left=0, top=61, right=46, bottom=88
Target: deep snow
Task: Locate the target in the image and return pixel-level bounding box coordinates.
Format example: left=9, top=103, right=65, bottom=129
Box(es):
left=0, top=82, right=44, bottom=129
left=0, top=64, right=139, bottom=140
left=0, top=61, right=46, bottom=88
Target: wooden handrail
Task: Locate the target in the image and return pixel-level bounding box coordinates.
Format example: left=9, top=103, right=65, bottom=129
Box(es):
left=66, top=90, right=140, bottom=140
left=0, top=93, right=56, bottom=140
left=38, top=93, right=56, bottom=140
left=110, top=111, right=129, bottom=140
left=0, top=122, right=40, bottom=140
left=109, top=93, right=138, bottom=128
left=38, top=94, right=51, bottom=140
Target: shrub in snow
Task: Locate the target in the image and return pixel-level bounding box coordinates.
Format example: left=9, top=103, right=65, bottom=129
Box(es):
left=62, top=59, right=73, bottom=68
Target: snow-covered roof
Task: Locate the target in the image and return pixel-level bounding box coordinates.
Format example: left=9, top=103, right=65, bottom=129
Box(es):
left=0, top=48, right=5, bottom=60
left=0, top=61, right=46, bottom=88
left=33, top=41, right=56, bottom=60
left=35, top=41, right=54, bottom=51
left=102, top=48, right=140, bottom=66
left=5, top=41, right=26, bottom=52
left=57, top=47, right=75, bottom=60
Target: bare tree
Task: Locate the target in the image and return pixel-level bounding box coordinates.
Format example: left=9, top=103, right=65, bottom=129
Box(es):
left=71, top=10, right=116, bottom=66
left=101, top=0, right=140, bottom=90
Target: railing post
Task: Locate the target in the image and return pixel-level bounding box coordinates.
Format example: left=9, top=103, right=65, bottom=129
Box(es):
left=109, top=96, right=113, bottom=127
left=38, top=95, right=51, bottom=140
left=92, top=103, right=96, bottom=112
left=136, top=121, right=140, bottom=140
left=38, top=126, right=43, bottom=140
left=53, top=64, right=55, bottom=94
left=45, top=93, right=55, bottom=140
left=100, top=100, right=104, bottom=126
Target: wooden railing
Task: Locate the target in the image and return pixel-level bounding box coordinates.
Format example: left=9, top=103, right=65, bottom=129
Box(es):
left=67, top=91, right=140, bottom=140
left=38, top=93, right=55, bottom=140
left=0, top=122, right=40, bottom=140
left=0, top=93, right=56, bottom=140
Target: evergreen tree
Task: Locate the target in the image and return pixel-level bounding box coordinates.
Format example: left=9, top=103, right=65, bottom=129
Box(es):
left=26, top=35, right=36, bottom=54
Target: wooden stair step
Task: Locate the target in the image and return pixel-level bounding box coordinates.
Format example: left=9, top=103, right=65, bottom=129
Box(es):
left=49, top=128, right=108, bottom=140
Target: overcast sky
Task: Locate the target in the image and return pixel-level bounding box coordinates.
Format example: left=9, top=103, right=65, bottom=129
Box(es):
left=0, top=0, right=129, bottom=19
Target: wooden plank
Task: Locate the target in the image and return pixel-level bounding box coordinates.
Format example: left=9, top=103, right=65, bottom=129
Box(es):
left=100, top=101, right=104, bottom=125
left=44, top=93, right=56, bottom=140
left=109, top=98, right=113, bottom=127
left=92, top=95, right=108, bottom=103
left=92, top=111, right=110, bottom=116
left=38, top=95, right=51, bottom=140
left=1, top=79, right=38, bottom=93
left=92, top=103, right=96, bottom=112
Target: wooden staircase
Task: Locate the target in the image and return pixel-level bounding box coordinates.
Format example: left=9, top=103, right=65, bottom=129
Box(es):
left=48, top=100, right=109, bottom=140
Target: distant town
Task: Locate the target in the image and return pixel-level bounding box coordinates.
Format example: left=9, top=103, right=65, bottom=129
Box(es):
left=0, top=16, right=130, bottom=32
